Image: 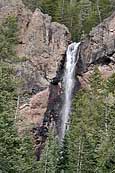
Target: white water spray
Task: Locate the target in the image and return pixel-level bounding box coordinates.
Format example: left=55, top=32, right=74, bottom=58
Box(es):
left=60, top=42, right=80, bottom=140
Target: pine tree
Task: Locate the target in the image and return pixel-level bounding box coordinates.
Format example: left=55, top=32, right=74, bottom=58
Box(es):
left=0, top=16, right=39, bottom=173
left=0, top=16, right=18, bottom=62
left=95, top=73, right=115, bottom=173
left=22, top=0, right=113, bottom=41
left=56, top=135, right=70, bottom=173
left=38, top=129, right=59, bottom=173
left=59, top=68, right=115, bottom=173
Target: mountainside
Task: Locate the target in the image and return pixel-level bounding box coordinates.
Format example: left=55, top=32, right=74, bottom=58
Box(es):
left=0, top=1, right=70, bottom=133
left=0, top=0, right=115, bottom=170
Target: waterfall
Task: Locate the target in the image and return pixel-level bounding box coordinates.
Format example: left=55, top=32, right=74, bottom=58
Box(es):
left=60, top=42, right=80, bottom=140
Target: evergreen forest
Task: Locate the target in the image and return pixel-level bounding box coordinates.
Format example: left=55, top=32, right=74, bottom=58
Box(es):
left=39, top=69, right=115, bottom=173
left=23, top=0, right=115, bottom=40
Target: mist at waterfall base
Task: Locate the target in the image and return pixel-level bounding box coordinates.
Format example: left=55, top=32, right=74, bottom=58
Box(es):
left=60, top=42, right=80, bottom=141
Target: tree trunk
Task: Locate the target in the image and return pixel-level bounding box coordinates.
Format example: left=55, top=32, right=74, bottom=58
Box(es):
left=96, top=0, right=102, bottom=23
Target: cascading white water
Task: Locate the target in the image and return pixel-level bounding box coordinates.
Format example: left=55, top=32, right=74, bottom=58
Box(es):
left=60, top=42, right=80, bottom=140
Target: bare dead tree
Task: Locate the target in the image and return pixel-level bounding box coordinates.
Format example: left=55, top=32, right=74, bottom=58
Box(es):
left=61, top=0, right=65, bottom=21
left=96, top=0, right=102, bottom=23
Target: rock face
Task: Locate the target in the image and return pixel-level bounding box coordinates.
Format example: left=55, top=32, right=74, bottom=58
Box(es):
left=31, top=11, right=115, bottom=158
left=0, top=0, right=23, bottom=8
left=79, top=12, right=115, bottom=68
left=0, top=1, right=70, bottom=159
left=17, top=8, right=70, bottom=91
left=77, top=12, right=115, bottom=86
left=0, top=1, right=70, bottom=134
left=16, top=8, right=70, bottom=132
left=18, top=89, right=49, bottom=134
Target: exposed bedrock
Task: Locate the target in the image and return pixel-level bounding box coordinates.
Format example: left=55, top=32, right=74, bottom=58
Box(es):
left=16, top=9, right=70, bottom=134
left=0, top=2, right=70, bottom=157
left=34, top=12, right=115, bottom=159
left=15, top=8, right=70, bottom=135
left=79, top=12, right=115, bottom=68
left=0, top=1, right=70, bottom=126
left=33, top=10, right=115, bottom=158
left=77, top=12, right=115, bottom=86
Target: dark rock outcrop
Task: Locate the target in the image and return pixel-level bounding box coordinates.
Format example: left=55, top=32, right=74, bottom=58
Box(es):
left=77, top=12, right=115, bottom=87
left=79, top=12, right=115, bottom=68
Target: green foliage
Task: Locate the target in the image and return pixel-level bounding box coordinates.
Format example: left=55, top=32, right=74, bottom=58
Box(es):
left=57, top=136, right=69, bottom=172
left=99, top=0, right=113, bottom=19
left=0, top=16, right=39, bottom=173
left=59, top=68, right=115, bottom=173
left=38, top=129, right=59, bottom=173
left=0, top=16, right=18, bottom=62
left=35, top=69, right=115, bottom=173
left=0, top=64, right=37, bottom=172
left=22, top=0, right=114, bottom=41
left=106, top=73, right=115, bottom=94
left=0, top=5, right=115, bottom=173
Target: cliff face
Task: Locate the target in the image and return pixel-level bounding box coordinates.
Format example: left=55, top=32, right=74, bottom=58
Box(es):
left=80, top=13, right=115, bottom=65
left=16, top=8, right=70, bottom=133
left=0, top=0, right=23, bottom=7
left=32, top=12, right=115, bottom=159
left=0, top=1, right=70, bottom=133
left=78, top=12, right=115, bottom=87
left=80, top=12, right=115, bottom=66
